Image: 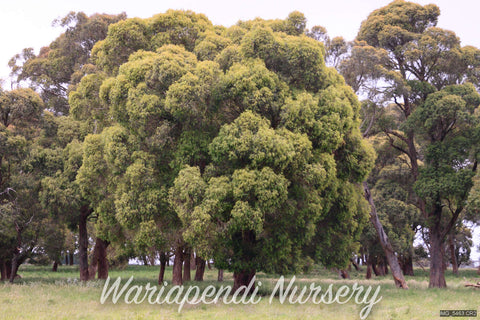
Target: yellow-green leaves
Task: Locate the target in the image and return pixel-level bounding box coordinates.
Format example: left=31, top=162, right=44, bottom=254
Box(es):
left=209, top=110, right=311, bottom=172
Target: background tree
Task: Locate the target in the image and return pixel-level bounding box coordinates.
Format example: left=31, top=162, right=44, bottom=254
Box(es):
left=0, top=88, right=47, bottom=282
left=340, top=0, right=480, bottom=288
left=9, top=12, right=126, bottom=114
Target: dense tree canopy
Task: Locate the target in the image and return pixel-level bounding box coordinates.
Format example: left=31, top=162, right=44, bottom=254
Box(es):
left=66, top=9, right=375, bottom=287
left=3, top=1, right=478, bottom=292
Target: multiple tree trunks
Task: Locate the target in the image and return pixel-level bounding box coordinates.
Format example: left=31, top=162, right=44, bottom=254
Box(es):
left=363, top=182, right=409, bottom=289
left=232, top=269, right=256, bottom=294
left=88, top=237, right=109, bottom=280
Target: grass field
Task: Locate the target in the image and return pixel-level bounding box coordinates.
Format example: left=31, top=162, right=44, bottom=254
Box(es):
left=0, top=264, right=479, bottom=319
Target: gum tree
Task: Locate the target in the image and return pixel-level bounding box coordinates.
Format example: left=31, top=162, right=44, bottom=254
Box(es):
left=70, top=10, right=375, bottom=289
left=341, top=0, right=480, bottom=287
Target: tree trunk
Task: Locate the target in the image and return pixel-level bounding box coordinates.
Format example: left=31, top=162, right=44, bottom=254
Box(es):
left=363, top=182, right=408, bottom=288
left=97, top=238, right=109, bottom=279
left=52, top=260, right=58, bottom=272
left=401, top=254, right=415, bottom=276
left=207, top=260, right=212, bottom=270
left=339, top=269, right=350, bottom=279
left=172, top=245, right=183, bottom=285
left=88, top=240, right=99, bottom=280
left=65, top=253, right=69, bottom=265
left=194, top=257, right=206, bottom=281
left=351, top=258, right=361, bottom=271
left=69, top=252, right=74, bottom=266
left=429, top=228, right=447, bottom=288
left=448, top=233, right=458, bottom=275
left=217, top=269, right=224, bottom=282
left=377, top=261, right=386, bottom=276
left=183, top=247, right=191, bottom=282
left=158, top=252, right=167, bottom=285
left=9, top=251, right=19, bottom=283
left=148, top=254, right=155, bottom=266
left=366, top=261, right=372, bottom=279
left=190, top=252, right=196, bottom=270
left=233, top=269, right=255, bottom=294
left=0, top=259, right=6, bottom=281
left=372, top=262, right=379, bottom=276
left=5, top=260, right=12, bottom=280
left=79, top=205, right=92, bottom=281
left=428, top=202, right=448, bottom=288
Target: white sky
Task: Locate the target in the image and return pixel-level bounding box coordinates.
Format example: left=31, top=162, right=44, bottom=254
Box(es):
left=1, top=0, right=480, bottom=84
left=1, top=0, right=479, bottom=264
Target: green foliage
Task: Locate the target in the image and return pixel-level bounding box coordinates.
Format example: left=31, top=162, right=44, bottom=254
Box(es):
left=10, top=12, right=125, bottom=114
left=3, top=9, right=376, bottom=278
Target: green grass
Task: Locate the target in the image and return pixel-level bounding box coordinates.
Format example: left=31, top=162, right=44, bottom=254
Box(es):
left=0, top=265, right=479, bottom=319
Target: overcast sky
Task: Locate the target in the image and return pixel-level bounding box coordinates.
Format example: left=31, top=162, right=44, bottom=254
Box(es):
left=1, top=0, right=480, bottom=84
left=1, top=0, right=480, bottom=263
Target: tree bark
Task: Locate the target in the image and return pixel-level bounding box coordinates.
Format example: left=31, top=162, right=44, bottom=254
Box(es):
left=428, top=203, right=447, bottom=288
left=88, top=240, right=99, bottom=280
left=377, top=261, right=386, bottom=276
left=217, top=269, right=224, bottom=282
left=366, top=261, right=372, bottom=279
left=194, top=257, right=206, bottom=281
left=190, top=252, right=196, bottom=270
left=363, top=182, right=408, bottom=288
left=172, top=245, right=183, bottom=285
left=97, top=238, right=109, bottom=279
left=183, top=247, right=191, bottom=282
left=429, top=230, right=447, bottom=287
left=79, top=205, right=92, bottom=281
left=400, top=254, right=414, bottom=276
left=65, top=253, right=69, bottom=265
left=0, top=259, right=6, bottom=281
left=9, top=251, right=19, bottom=283
left=4, top=260, right=12, bottom=280
left=448, top=233, right=458, bottom=275
left=233, top=269, right=255, bottom=294
left=351, top=258, right=361, bottom=271
left=339, top=269, right=350, bottom=279
left=158, top=251, right=167, bottom=285
left=69, top=252, right=74, bottom=266
left=52, top=260, right=58, bottom=272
